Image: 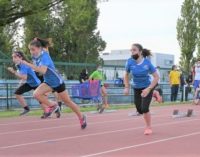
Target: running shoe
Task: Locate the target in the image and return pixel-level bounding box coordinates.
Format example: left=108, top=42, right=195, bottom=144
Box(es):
left=41, top=105, right=59, bottom=119
left=41, top=112, right=48, bottom=119
left=80, top=114, right=87, bottom=129
left=48, top=105, right=60, bottom=117
left=99, top=107, right=105, bottom=114
left=19, top=109, right=30, bottom=116
left=144, top=128, right=153, bottom=135
left=41, top=112, right=51, bottom=119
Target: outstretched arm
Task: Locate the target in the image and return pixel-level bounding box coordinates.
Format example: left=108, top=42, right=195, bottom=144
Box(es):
left=7, top=67, right=27, bottom=80
left=21, top=60, right=47, bottom=74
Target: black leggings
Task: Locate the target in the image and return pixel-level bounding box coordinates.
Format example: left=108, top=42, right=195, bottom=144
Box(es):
left=134, top=88, right=153, bottom=114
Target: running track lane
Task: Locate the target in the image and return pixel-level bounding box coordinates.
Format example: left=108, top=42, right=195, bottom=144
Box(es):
left=0, top=104, right=199, bottom=157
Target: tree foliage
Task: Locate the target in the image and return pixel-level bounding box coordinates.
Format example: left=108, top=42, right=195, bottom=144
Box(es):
left=177, top=0, right=197, bottom=73
left=24, top=0, right=106, bottom=63
left=197, top=0, right=200, bottom=58
left=0, top=0, right=63, bottom=27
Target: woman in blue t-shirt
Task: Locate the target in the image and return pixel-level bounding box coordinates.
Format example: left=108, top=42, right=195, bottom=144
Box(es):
left=7, top=51, right=42, bottom=116
left=20, top=40, right=87, bottom=129
left=124, top=43, right=159, bottom=135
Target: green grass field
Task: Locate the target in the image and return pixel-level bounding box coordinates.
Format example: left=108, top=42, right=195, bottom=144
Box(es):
left=0, top=101, right=191, bottom=118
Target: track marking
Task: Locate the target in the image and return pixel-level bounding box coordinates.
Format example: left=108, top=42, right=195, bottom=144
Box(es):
left=0, top=112, right=128, bottom=126
left=0, top=105, right=191, bottom=126
left=81, top=131, right=200, bottom=157
left=0, top=113, right=177, bottom=135
left=0, top=118, right=132, bottom=135
left=0, top=118, right=199, bottom=150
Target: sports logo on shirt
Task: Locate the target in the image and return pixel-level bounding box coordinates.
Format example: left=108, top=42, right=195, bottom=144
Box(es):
left=143, top=65, right=149, bottom=70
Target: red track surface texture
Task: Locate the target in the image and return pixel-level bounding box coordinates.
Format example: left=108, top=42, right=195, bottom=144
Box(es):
left=0, top=104, right=199, bottom=157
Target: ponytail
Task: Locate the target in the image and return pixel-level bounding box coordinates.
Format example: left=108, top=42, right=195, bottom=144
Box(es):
left=142, top=48, right=152, bottom=57
left=34, top=37, right=53, bottom=48
left=133, top=43, right=152, bottom=57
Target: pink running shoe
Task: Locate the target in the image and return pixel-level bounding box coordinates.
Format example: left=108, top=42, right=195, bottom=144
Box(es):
left=144, top=128, right=153, bottom=135
left=79, top=114, right=87, bottom=129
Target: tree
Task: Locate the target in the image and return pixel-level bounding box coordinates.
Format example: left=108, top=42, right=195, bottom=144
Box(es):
left=177, top=0, right=197, bottom=74
left=197, top=0, right=200, bottom=58
left=0, top=0, right=63, bottom=27
left=0, top=25, right=14, bottom=56
left=24, top=0, right=106, bottom=63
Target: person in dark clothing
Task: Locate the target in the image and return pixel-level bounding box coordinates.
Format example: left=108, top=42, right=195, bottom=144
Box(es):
left=180, top=72, right=186, bottom=102
left=185, top=70, right=193, bottom=101
left=79, top=69, right=89, bottom=83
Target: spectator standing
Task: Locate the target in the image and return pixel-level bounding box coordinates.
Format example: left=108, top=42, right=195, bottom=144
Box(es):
left=79, top=69, right=89, bottom=84
left=169, top=65, right=180, bottom=102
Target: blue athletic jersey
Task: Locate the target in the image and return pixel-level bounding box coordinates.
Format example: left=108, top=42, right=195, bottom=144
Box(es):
left=17, top=63, right=41, bottom=87
left=125, top=58, right=156, bottom=89
left=32, top=50, right=63, bottom=88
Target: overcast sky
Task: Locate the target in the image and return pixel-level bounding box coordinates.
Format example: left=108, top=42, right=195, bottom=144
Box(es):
left=97, top=0, right=184, bottom=63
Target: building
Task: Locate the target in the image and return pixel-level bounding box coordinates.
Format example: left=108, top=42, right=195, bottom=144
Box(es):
left=100, top=49, right=174, bottom=82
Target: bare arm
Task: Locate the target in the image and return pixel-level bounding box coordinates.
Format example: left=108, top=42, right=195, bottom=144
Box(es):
left=124, top=72, right=130, bottom=88
left=7, top=67, right=27, bottom=80
left=22, top=60, right=47, bottom=74
left=148, top=72, right=159, bottom=89
left=124, top=72, right=130, bottom=95
left=141, top=72, right=159, bottom=97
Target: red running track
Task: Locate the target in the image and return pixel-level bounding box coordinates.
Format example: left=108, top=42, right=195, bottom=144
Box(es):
left=0, top=104, right=199, bottom=157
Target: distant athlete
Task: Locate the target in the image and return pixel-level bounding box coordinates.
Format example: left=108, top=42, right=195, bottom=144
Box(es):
left=90, top=65, right=109, bottom=110
left=192, top=59, right=200, bottom=104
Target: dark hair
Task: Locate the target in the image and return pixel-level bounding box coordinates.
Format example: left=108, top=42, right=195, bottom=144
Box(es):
left=81, top=69, right=87, bottom=74
left=29, top=40, right=42, bottom=48
left=172, top=65, right=176, bottom=70
left=133, top=43, right=152, bottom=57
left=29, top=37, right=53, bottom=49
left=13, top=51, right=28, bottom=62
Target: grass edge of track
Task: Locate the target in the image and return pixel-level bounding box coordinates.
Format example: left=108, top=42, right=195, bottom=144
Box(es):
left=0, top=101, right=192, bottom=118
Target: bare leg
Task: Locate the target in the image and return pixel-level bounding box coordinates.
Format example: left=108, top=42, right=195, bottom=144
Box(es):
left=33, top=83, right=55, bottom=107
left=101, top=86, right=109, bottom=108
left=58, top=91, right=82, bottom=119
left=143, top=112, right=151, bottom=129
left=15, top=94, right=28, bottom=108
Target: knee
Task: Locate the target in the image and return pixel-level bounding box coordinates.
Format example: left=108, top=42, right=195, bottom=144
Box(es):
left=15, top=94, right=21, bottom=98
left=33, top=91, right=40, bottom=99
left=102, top=92, right=107, bottom=97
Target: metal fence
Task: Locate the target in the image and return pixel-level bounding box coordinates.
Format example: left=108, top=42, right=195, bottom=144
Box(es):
left=0, top=59, right=127, bottom=80
left=0, top=81, right=194, bottom=110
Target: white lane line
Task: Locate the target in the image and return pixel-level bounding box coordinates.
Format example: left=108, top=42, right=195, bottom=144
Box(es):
left=0, top=113, right=177, bottom=135
left=0, top=112, right=128, bottom=126
left=0, top=118, right=199, bottom=150
left=0, top=118, right=132, bottom=135
left=81, top=131, right=200, bottom=157
left=0, top=105, right=184, bottom=126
